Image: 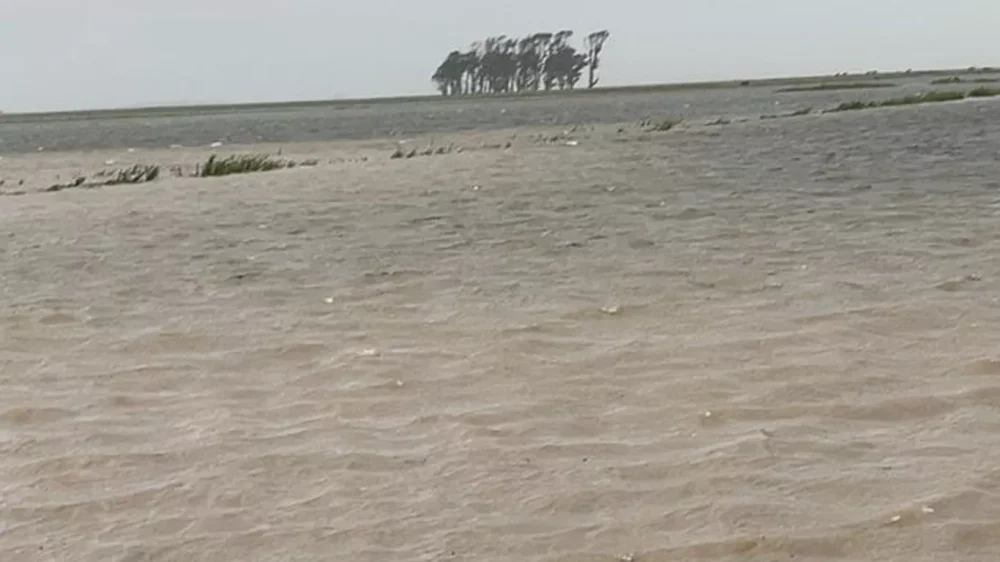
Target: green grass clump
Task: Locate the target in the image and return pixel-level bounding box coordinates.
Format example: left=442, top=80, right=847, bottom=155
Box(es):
left=648, top=118, right=681, bottom=132
left=777, top=82, right=894, bottom=93
left=44, top=164, right=161, bottom=193
left=880, top=90, right=965, bottom=106
left=105, top=164, right=160, bottom=185
left=931, top=76, right=962, bottom=85
left=967, top=87, right=1000, bottom=98
left=831, top=100, right=876, bottom=112
left=198, top=154, right=292, bottom=177
left=830, top=90, right=969, bottom=112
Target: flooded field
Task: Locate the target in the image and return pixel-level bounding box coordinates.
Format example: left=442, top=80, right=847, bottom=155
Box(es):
left=2, top=90, right=1000, bottom=562
left=0, top=72, right=995, bottom=153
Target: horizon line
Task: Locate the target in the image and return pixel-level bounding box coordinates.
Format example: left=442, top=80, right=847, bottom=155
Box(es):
left=2, top=65, right=997, bottom=121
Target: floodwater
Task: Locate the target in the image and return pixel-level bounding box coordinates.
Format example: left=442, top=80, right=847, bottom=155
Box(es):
left=0, top=74, right=992, bottom=153
left=2, top=94, right=1000, bottom=562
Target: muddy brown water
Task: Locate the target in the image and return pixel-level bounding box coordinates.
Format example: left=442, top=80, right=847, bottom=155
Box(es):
left=2, top=99, right=1000, bottom=561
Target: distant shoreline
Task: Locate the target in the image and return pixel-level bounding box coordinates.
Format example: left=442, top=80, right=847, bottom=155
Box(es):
left=1, top=67, right=997, bottom=123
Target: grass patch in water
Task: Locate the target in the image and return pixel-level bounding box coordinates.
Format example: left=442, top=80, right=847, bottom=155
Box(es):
left=104, top=164, right=160, bottom=185
left=777, top=82, right=895, bottom=93
left=830, top=100, right=876, bottom=112
left=931, top=76, right=1000, bottom=85
left=646, top=118, right=681, bottom=132
left=830, top=90, right=972, bottom=112
left=882, top=90, right=966, bottom=105
left=45, top=164, right=161, bottom=192
left=967, top=87, right=1000, bottom=98
left=197, top=154, right=293, bottom=177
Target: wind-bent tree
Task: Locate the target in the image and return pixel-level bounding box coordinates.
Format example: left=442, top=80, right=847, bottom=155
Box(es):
left=432, top=51, right=464, bottom=96
left=431, top=29, right=610, bottom=96
left=585, top=30, right=610, bottom=89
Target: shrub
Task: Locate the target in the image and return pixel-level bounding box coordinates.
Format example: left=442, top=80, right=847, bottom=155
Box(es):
left=967, top=87, right=1000, bottom=98
left=649, top=118, right=681, bottom=132
left=105, top=164, right=160, bottom=185
left=197, top=154, right=292, bottom=177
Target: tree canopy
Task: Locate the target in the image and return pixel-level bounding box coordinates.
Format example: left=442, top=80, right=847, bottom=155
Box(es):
left=432, top=30, right=610, bottom=96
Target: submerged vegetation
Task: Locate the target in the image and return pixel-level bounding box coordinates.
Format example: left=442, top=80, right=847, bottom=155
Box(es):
left=650, top=118, right=681, bottom=132
left=28, top=154, right=306, bottom=195
left=931, top=76, right=1000, bottom=85
left=931, top=76, right=963, bottom=85
left=432, top=29, right=610, bottom=96
left=967, top=87, right=1000, bottom=98
left=104, top=164, right=161, bottom=185
left=879, top=90, right=967, bottom=105
left=829, top=88, right=998, bottom=112
left=197, top=154, right=293, bottom=177
left=761, top=107, right=813, bottom=120
left=777, top=83, right=895, bottom=93
left=44, top=164, right=162, bottom=192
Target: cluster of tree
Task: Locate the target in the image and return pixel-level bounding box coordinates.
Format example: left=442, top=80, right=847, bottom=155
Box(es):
left=432, top=30, right=610, bottom=96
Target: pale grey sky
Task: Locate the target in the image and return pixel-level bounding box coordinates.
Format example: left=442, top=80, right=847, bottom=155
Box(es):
left=1, top=0, right=996, bottom=112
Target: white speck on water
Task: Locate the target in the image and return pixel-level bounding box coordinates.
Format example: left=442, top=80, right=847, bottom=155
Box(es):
left=126, top=148, right=135, bottom=153
left=105, top=160, right=116, bottom=165
left=565, top=140, right=579, bottom=147
left=324, top=297, right=334, bottom=304
left=600, top=305, right=621, bottom=315
left=889, top=515, right=902, bottom=523
left=922, top=506, right=935, bottom=514
left=210, top=141, right=223, bottom=148
left=358, top=348, right=378, bottom=357
left=395, top=380, right=404, bottom=387
left=472, top=185, right=481, bottom=191
left=703, top=411, right=713, bottom=418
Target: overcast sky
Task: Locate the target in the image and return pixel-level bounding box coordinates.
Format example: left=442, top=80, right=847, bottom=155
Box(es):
left=1, top=0, right=997, bottom=112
